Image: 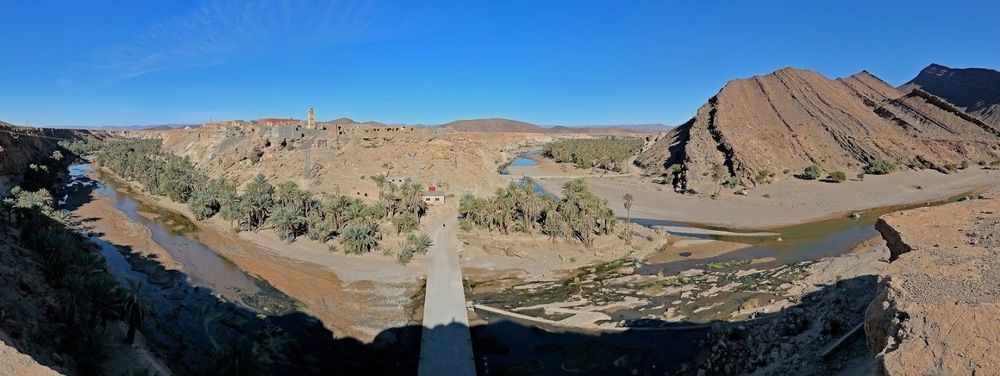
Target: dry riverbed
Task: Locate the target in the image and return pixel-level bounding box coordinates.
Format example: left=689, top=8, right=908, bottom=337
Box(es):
left=466, top=234, right=888, bottom=331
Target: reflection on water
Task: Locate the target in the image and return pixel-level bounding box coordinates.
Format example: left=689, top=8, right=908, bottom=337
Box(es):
left=510, top=157, right=538, bottom=167
left=637, top=192, right=974, bottom=275
left=69, top=164, right=264, bottom=303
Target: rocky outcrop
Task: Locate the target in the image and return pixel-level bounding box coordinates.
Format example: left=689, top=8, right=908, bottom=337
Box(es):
left=866, top=194, right=1000, bottom=375
left=900, top=63, right=1000, bottom=128
left=636, top=68, right=1000, bottom=193
left=0, top=122, right=101, bottom=176
left=0, top=333, right=59, bottom=376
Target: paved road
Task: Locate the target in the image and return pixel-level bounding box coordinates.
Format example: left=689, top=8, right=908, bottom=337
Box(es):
left=417, top=216, right=476, bottom=376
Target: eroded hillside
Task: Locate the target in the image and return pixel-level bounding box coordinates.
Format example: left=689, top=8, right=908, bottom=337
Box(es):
left=0, top=122, right=103, bottom=176
left=146, top=121, right=544, bottom=197
left=900, top=63, right=1000, bottom=127
left=636, top=68, right=1000, bottom=193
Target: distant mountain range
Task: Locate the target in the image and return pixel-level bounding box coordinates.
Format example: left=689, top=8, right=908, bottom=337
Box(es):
left=900, top=63, right=1000, bottom=127
left=16, top=123, right=201, bottom=131
left=440, top=118, right=669, bottom=134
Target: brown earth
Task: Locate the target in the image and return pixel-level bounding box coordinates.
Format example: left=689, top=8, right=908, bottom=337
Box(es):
left=866, top=193, right=1000, bottom=375
left=0, top=332, right=59, bottom=376
left=0, top=122, right=108, bottom=178
left=532, top=165, right=999, bottom=228
left=148, top=124, right=536, bottom=197
left=900, top=63, right=1000, bottom=127
left=636, top=67, right=1000, bottom=194
left=83, top=169, right=423, bottom=341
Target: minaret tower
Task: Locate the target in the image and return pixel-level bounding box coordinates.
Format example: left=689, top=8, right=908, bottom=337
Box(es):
left=308, top=107, right=315, bottom=129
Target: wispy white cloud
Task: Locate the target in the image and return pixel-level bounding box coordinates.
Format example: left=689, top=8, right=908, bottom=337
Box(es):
left=60, top=0, right=378, bottom=88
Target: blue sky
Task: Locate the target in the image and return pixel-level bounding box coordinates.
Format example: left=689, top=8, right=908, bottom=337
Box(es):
left=1, top=0, right=997, bottom=127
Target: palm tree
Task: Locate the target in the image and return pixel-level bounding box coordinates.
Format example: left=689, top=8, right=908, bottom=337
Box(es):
left=121, top=280, right=146, bottom=345
left=622, top=193, right=634, bottom=243
left=218, top=186, right=241, bottom=229
left=339, top=224, right=378, bottom=254
left=2, top=197, right=16, bottom=223
left=407, top=233, right=433, bottom=254
left=270, top=203, right=304, bottom=242
left=373, top=172, right=389, bottom=199
left=241, top=174, right=274, bottom=231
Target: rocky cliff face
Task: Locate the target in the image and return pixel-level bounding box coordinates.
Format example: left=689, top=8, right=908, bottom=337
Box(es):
left=900, top=63, right=1000, bottom=127
left=636, top=68, right=1000, bottom=193
left=0, top=122, right=100, bottom=176
left=866, top=194, right=1000, bottom=374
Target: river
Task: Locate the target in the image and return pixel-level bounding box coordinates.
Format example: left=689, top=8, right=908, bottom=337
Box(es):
left=501, top=154, right=971, bottom=274
left=62, top=163, right=352, bottom=373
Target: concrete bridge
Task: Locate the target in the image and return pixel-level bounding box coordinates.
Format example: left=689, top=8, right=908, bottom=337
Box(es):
left=417, top=216, right=476, bottom=376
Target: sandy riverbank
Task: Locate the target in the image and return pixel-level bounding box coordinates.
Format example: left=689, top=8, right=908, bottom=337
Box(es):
left=533, top=167, right=1000, bottom=228
left=79, top=168, right=427, bottom=341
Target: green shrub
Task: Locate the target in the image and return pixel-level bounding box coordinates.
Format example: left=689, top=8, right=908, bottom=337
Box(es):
left=828, top=171, right=847, bottom=183
left=864, top=159, right=896, bottom=175
left=801, top=165, right=822, bottom=180
left=397, top=246, right=415, bottom=265
left=960, top=160, right=971, bottom=170
left=250, top=147, right=264, bottom=164
left=722, top=176, right=741, bottom=188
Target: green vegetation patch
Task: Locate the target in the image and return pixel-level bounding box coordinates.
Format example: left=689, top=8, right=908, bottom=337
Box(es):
left=459, top=178, right=617, bottom=247
left=702, top=259, right=752, bottom=269
left=84, top=138, right=432, bottom=252
left=864, top=158, right=897, bottom=175
left=543, top=137, right=643, bottom=172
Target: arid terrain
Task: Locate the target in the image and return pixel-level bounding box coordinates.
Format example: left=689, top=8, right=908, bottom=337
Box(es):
left=635, top=68, right=1000, bottom=194
left=901, top=63, right=1000, bottom=127
left=1, top=63, right=999, bottom=375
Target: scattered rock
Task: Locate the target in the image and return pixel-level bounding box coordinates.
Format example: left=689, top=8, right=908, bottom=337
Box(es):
left=866, top=193, right=1000, bottom=375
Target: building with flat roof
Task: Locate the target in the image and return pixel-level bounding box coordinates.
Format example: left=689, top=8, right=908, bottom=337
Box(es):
left=257, top=118, right=300, bottom=127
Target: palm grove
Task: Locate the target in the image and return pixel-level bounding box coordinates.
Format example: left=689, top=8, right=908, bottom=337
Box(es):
left=543, top=137, right=644, bottom=172
left=459, top=178, right=618, bottom=247
left=1, top=152, right=146, bottom=375
left=86, top=138, right=432, bottom=262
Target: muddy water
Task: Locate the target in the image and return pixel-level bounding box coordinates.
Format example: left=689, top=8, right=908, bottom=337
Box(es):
left=502, top=154, right=975, bottom=274
left=66, top=164, right=289, bottom=312
left=636, top=192, right=974, bottom=275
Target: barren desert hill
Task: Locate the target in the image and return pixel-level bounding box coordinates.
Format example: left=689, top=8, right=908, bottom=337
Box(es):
left=440, top=117, right=653, bottom=134
left=441, top=118, right=547, bottom=133
left=144, top=121, right=549, bottom=199
left=900, top=63, right=1000, bottom=127
left=636, top=67, right=1000, bottom=194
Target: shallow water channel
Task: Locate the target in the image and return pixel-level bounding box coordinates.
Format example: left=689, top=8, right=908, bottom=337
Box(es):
left=66, top=164, right=282, bottom=308
left=63, top=163, right=407, bottom=374
left=502, top=154, right=973, bottom=275
left=64, top=164, right=294, bottom=314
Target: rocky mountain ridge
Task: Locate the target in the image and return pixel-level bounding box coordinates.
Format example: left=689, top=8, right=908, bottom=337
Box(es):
left=900, top=63, right=1000, bottom=127
left=636, top=67, right=1000, bottom=193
